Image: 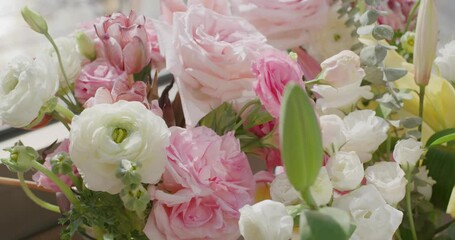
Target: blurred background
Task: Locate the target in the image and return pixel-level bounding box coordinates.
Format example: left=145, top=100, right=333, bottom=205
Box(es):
left=0, top=0, right=454, bottom=239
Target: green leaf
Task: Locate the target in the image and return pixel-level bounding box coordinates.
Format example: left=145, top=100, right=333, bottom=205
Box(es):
left=424, top=145, right=455, bottom=210
left=372, top=25, right=394, bottom=40
left=279, top=84, right=323, bottom=193
left=401, top=117, right=422, bottom=129
left=359, top=10, right=379, bottom=25
left=364, top=66, right=384, bottom=84
left=360, top=45, right=388, bottom=66
left=426, top=128, right=455, bottom=147
left=384, top=68, right=408, bottom=81
left=197, top=102, right=238, bottom=135
left=300, top=207, right=355, bottom=240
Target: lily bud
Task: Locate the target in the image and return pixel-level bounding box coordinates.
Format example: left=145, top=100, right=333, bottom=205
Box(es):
left=21, top=6, right=48, bottom=34
left=1, top=142, right=39, bottom=173
left=76, top=32, right=96, bottom=61
left=413, top=0, right=438, bottom=86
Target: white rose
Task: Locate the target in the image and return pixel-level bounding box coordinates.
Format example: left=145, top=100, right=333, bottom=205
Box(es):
left=312, top=82, right=373, bottom=114
left=333, top=185, right=403, bottom=240
left=301, top=3, right=359, bottom=63
left=365, top=162, right=407, bottom=205
left=326, top=151, right=364, bottom=191
left=435, top=40, right=455, bottom=83
left=320, top=50, right=365, bottom=88
left=310, top=167, right=333, bottom=206
left=319, top=114, right=346, bottom=153
left=48, top=37, right=83, bottom=86
left=341, top=110, right=389, bottom=162
left=239, top=200, right=294, bottom=240
left=413, top=166, right=436, bottom=200
left=270, top=173, right=301, bottom=206
left=69, top=101, right=170, bottom=194
left=0, top=55, right=59, bottom=127
left=393, top=138, right=423, bottom=169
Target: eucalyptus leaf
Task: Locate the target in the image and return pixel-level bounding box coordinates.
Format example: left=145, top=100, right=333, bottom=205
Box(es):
left=279, top=84, right=323, bottom=193
left=401, top=117, right=422, bottom=129
left=364, top=66, right=384, bottom=84
left=360, top=45, right=388, bottom=66
left=359, top=10, right=379, bottom=25
left=406, top=130, right=422, bottom=139
left=384, top=68, right=408, bottom=81
left=372, top=25, right=394, bottom=40
left=300, top=207, right=355, bottom=240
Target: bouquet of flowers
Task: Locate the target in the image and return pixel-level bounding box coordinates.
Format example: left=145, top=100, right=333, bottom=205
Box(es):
left=1, top=0, right=455, bottom=239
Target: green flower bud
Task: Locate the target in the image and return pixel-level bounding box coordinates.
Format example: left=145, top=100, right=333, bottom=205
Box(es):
left=120, top=184, right=150, bottom=218
left=400, top=32, right=415, bottom=54
left=1, top=142, right=39, bottom=173
left=50, top=152, right=73, bottom=175
left=76, top=32, right=96, bottom=61
left=21, top=7, right=48, bottom=34
left=116, top=159, right=142, bottom=187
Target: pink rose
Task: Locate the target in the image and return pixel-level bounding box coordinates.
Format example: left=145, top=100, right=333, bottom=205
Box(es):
left=231, top=0, right=331, bottom=49
left=32, top=139, right=78, bottom=192
left=154, top=5, right=269, bottom=126
left=160, top=0, right=231, bottom=24
left=94, top=11, right=161, bottom=74
left=252, top=50, right=304, bottom=118
left=75, top=59, right=127, bottom=104
left=144, top=126, right=255, bottom=239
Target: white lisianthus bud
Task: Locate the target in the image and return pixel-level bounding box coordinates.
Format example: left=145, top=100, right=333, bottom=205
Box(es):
left=69, top=101, right=170, bottom=194
left=333, top=185, right=403, bottom=240
left=319, top=114, right=346, bottom=153
left=341, top=110, right=389, bottom=162
left=310, top=167, right=333, bottom=206
left=393, top=138, right=423, bottom=169
left=413, top=166, right=436, bottom=200
left=48, top=37, right=83, bottom=86
left=326, top=151, right=364, bottom=191
left=435, top=40, right=455, bottom=84
left=320, top=50, right=365, bottom=88
left=270, top=173, right=301, bottom=206
left=365, top=162, right=407, bottom=205
left=0, top=55, right=59, bottom=127
left=21, top=6, right=48, bottom=34
left=239, top=200, right=293, bottom=240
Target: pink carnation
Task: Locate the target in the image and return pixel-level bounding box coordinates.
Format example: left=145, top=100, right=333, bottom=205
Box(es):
left=252, top=50, right=304, bottom=118
left=32, top=139, right=78, bottom=192
left=75, top=59, right=127, bottom=104
left=144, top=126, right=255, bottom=240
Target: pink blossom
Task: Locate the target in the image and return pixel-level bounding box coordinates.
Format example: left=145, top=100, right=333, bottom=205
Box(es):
left=74, top=59, right=127, bottom=104
left=293, top=46, right=322, bottom=80
left=231, top=0, right=331, bottom=49
left=32, top=139, right=78, bottom=192
left=256, top=148, right=283, bottom=173
left=252, top=50, right=304, bottom=118
left=160, top=0, right=231, bottom=24
left=248, top=119, right=277, bottom=138
left=144, top=126, right=255, bottom=239
left=378, top=0, right=417, bottom=31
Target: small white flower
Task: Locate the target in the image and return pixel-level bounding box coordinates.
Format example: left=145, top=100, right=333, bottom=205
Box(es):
left=69, top=101, right=170, bottom=194
left=320, top=50, right=365, bottom=88
left=365, top=162, right=407, bottom=205
left=319, top=114, right=346, bottom=153
left=270, top=173, right=301, bottom=206
left=239, top=200, right=294, bottom=240
left=0, top=55, right=59, bottom=127
left=413, top=166, right=436, bottom=200
left=326, top=151, right=364, bottom=191
left=310, top=167, right=333, bottom=206
left=393, top=138, right=423, bottom=169
left=48, top=37, right=82, bottom=86
left=333, top=185, right=403, bottom=240
left=435, top=40, right=455, bottom=83
left=341, top=110, right=389, bottom=162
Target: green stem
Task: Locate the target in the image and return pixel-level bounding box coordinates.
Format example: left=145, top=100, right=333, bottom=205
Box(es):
left=418, top=85, right=425, bottom=136
left=54, top=104, right=75, bottom=123
left=17, top=172, right=60, bottom=213
left=405, top=166, right=418, bottom=240
left=51, top=112, right=71, bottom=131
left=236, top=99, right=260, bottom=119
left=31, top=161, right=80, bottom=208
left=302, top=188, right=319, bottom=210
left=404, top=0, right=421, bottom=33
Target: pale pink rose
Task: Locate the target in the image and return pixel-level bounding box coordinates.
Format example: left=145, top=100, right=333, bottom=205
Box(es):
left=160, top=0, right=231, bottom=24
left=154, top=5, right=269, bottom=125
left=252, top=50, right=304, bottom=118
left=75, top=59, right=127, bottom=104
left=94, top=11, right=162, bottom=74
left=144, top=126, right=255, bottom=240
left=32, top=139, right=78, bottom=192
left=320, top=50, right=366, bottom=88
left=231, top=0, right=331, bottom=49
left=378, top=0, right=416, bottom=31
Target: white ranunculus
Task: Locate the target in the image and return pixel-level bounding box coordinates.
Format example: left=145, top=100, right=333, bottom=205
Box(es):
left=414, top=166, right=436, bottom=200
left=312, top=81, right=373, bottom=114
left=393, top=138, right=423, bottom=169
left=326, top=151, right=364, bottom=191
left=69, top=101, right=170, bottom=194
left=0, top=55, right=59, bottom=127
left=310, top=167, right=333, bottom=206
left=341, top=110, right=389, bottom=162
left=319, top=114, right=346, bottom=154
left=48, top=37, right=82, bottom=86
left=239, top=200, right=294, bottom=240
left=435, top=40, right=455, bottom=83
left=270, top=173, right=301, bottom=206
left=333, top=185, right=403, bottom=240
left=320, top=50, right=365, bottom=88
left=365, top=162, right=407, bottom=205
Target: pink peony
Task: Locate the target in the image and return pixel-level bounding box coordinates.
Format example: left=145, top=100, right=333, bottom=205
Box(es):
left=32, top=139, right=78, bottom=192
left=74, top=59, right=127, bottom=104
left=378, top=0, right=417, bottom=31
left=94, top=11, right=161, bottom=74
left=231, top=0, right=331, bottom=50
left=144, top=126, right=255, bottom=240
left=252, top=50, right=304, bottom=118
left=154, top=5, right=269, bottom=126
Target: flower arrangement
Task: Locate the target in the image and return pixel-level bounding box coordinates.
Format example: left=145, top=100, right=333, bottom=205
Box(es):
left=1, top=0, right=455, bottom=239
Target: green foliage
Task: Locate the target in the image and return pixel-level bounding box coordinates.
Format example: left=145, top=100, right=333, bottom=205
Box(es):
left=300, top=207, right=355, bottom=240
left=279, top=84, right=323, bottom=193
left=198, top=102, right=238, bottom=135
left=426, top=128, right=455, bottom=147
